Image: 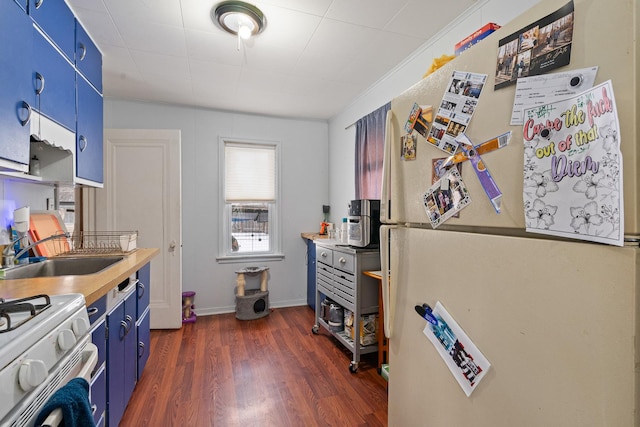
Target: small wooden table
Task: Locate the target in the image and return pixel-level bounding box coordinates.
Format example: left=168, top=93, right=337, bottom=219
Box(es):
left=362, top=270, right=388, bottom=371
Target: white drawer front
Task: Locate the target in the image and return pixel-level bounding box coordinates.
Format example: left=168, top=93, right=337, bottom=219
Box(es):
left=332, top=251, right=355, bottom=273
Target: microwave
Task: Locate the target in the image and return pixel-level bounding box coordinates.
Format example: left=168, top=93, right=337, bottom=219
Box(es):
left=347, top=199, right=381, bottom=248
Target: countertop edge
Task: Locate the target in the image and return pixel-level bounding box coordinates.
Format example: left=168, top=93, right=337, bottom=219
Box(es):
left=0, top=248, right=160, bottom=306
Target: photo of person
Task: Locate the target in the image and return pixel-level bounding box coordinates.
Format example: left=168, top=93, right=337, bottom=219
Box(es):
left=401, top=134, right=417, bottom=160
left=513, top=50, right=532, bottom=79
left=445, top=121, right=466, bottom=138
left=461, top=99, right=477, bottom=115
left=422, top=168, right=471, bottom=228
left=518, top=26, right=539, bottom=51
left=440, top=100, right=457, bottom=111
left=495, top=2, right=574, bottom=89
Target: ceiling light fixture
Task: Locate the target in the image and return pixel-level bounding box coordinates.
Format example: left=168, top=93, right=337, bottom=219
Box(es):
left=212, top=1, right=266, bottom=50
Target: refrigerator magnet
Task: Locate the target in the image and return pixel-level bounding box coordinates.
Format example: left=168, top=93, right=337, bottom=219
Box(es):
left=422, top=301, right=491, bottom=397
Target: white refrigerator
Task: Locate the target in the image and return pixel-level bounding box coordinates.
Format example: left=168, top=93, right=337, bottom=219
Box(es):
left=379, top=0, right=640, bottom=425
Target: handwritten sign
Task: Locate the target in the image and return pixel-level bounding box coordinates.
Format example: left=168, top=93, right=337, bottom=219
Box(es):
left=522, top=80, right=623, bottom=246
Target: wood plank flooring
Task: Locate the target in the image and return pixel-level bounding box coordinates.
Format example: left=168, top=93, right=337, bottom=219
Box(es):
left=120, top=306, right=388, bottom=426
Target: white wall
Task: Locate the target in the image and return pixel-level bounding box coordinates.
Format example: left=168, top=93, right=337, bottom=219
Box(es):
left=327, top=0, right=541, bottom=218
left=103, top=99, right=328, bottom=314
left=0, top=178, right=55, bottom=240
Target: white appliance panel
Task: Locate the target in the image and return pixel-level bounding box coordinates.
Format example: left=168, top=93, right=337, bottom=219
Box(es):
left=385, top=0, right=639, bottom=235
left=388, top=227, right=639, bottom=426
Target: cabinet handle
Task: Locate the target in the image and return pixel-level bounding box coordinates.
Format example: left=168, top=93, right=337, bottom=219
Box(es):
left=138, top=283, right=145, bottom=300
left=78, top=42, right=87, bottom=61
left=339, top=257, right=346, bottom=264
left=125, top=314, right=133, bottom=332
left=321, top=252, right=327, bottom=258
left=119, top=320, right=128, bottom=339
left=87, top=307, right=99, bottom=317
left=35, top=72, right=45, bottom=95
left=19, top=101, right=32, bottom=126
left=35, top=0, right=43, bottom=9
left=138, top=342, right=145, bottom=358
left=79, top=135, right=88, bottom=152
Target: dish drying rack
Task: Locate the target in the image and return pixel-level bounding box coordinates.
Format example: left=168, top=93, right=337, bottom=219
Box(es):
left=46, top=231, right=138, bottom=257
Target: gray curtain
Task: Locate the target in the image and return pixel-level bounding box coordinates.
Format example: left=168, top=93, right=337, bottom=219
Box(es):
left=355, top=102, right=391, bottom=200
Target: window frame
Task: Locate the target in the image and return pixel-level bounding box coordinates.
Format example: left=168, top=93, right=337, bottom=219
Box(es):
left=217, top=137, right=283, bottom=263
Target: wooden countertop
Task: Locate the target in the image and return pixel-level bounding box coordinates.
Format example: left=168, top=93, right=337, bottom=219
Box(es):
left=363, top=270, right=382, bottom=280
left=301, top=232, right=329, bottom=241
left=0, top=248, right=160, bottom=305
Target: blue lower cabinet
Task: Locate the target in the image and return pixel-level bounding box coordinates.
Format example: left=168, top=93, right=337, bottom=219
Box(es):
left=106, top=289, right=137, bottom=427
left=91, top=319, right=107, bottom=372
left=90, top=364, right=107, bottom=426
left=306, top=239, right=317, bottom=309
left=137, top=308, right=150, bottom=381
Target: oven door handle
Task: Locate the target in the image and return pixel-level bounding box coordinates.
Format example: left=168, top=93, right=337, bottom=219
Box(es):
left=37, top=343, right=98, bottom=427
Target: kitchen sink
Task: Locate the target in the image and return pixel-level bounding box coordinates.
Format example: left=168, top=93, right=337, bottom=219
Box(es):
left=0, top=256, right=124, bottom=280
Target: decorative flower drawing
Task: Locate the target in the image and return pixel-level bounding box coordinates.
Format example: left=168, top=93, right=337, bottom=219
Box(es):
left=526, top=199, right=557, bottom=229
left=573, top=170, right=605, bottom=200
left=600, top=121, right=618, bottom=152
left=570, top=201, right=603, bottom=233
left=525, top=170, right=559, bottom=198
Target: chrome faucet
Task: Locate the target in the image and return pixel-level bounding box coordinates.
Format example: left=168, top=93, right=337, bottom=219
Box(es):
left=2, top=235, right=25, bottom=268
left=3, top=231, right=70, bottom=266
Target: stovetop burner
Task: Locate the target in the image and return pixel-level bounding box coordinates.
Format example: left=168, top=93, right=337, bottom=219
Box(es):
left=0, top=295, right=52, bottom=333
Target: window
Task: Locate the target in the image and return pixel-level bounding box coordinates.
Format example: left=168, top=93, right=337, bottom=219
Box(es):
left=219, top=138, right=282, bottom=261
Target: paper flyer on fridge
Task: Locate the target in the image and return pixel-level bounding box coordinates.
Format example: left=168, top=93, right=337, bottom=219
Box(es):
left=522, top=80, right=623, bottom=246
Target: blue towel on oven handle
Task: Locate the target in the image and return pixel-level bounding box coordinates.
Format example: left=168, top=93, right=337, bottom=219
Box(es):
left=34, top=377, right=95, bottom=427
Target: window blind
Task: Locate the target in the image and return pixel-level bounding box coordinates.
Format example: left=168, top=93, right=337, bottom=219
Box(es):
left=225, top=143, right=276, bottom=202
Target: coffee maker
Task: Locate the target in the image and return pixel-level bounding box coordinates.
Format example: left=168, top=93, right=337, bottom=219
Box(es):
left=347, top=199, right=381, bottom=248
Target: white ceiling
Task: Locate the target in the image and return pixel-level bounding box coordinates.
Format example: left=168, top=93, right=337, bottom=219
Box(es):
left=66, top=0, right=477, bottom=120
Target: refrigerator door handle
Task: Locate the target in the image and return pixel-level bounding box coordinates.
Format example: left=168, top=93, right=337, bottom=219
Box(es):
left=380, top=224, right=396, bottom=339
left=380, top=109, right=393, bottom=224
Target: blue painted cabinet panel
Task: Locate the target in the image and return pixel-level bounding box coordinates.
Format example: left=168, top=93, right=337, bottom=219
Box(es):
left=306, top=239, right=317, bottom=309
left=0, top=0, right=32, bottom=165
left=75, top=22, right=102, bottom=92
left=136, top=309, right=150, bottom=381
left=29, top=0, right=75, bottom=60
left=32, top=28, right=76, bottom=131
left=106, top=289, right=137, bottom=427
left=76, top=75, right=103, bottom=183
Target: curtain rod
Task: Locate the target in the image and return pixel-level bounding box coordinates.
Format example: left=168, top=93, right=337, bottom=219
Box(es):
left=345, top=121, right=357, bottom=130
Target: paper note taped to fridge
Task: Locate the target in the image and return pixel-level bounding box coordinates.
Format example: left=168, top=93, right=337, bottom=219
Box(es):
left=423, top=302, right=491, bottom=397
left=426, top=71, right=487, bottom=154
left=422, top=168, right=471, bottom=228
left=522, top=80, right=623, bottom=246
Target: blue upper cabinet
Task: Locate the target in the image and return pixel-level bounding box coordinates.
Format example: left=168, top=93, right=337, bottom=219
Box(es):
left=28, top=0, right=75, bottom=61
left=0, top=0, right=33, bottom=166
left=75, top=22, right=102, bottom=93
left=32, top=28, right=76, bottom=132
left=76, top=75, right=103, bottom=183
left=14, top=0, right=28, bottom=12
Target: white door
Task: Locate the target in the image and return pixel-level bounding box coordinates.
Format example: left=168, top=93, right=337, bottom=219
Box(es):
left=96, top=129, right=182, bottom=329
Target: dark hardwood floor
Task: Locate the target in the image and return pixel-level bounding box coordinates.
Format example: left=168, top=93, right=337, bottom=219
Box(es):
left=120, top=306, right=388, bottom=426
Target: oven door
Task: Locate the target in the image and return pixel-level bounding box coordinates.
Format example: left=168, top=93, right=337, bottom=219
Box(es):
left=36, top=342, right=98, bottom=427
left=4, top=337, right=98, bottom=427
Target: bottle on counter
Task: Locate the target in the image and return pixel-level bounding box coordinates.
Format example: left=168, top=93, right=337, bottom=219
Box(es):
left=341, top=217, right=348, bottom=243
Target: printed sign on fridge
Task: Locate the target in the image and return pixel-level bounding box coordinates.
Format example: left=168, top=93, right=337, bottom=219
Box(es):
left=522, top=80, right=623, bottom=246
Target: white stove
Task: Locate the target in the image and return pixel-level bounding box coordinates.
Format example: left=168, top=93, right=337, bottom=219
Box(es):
left=0, top=293, right=94, bottom=427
